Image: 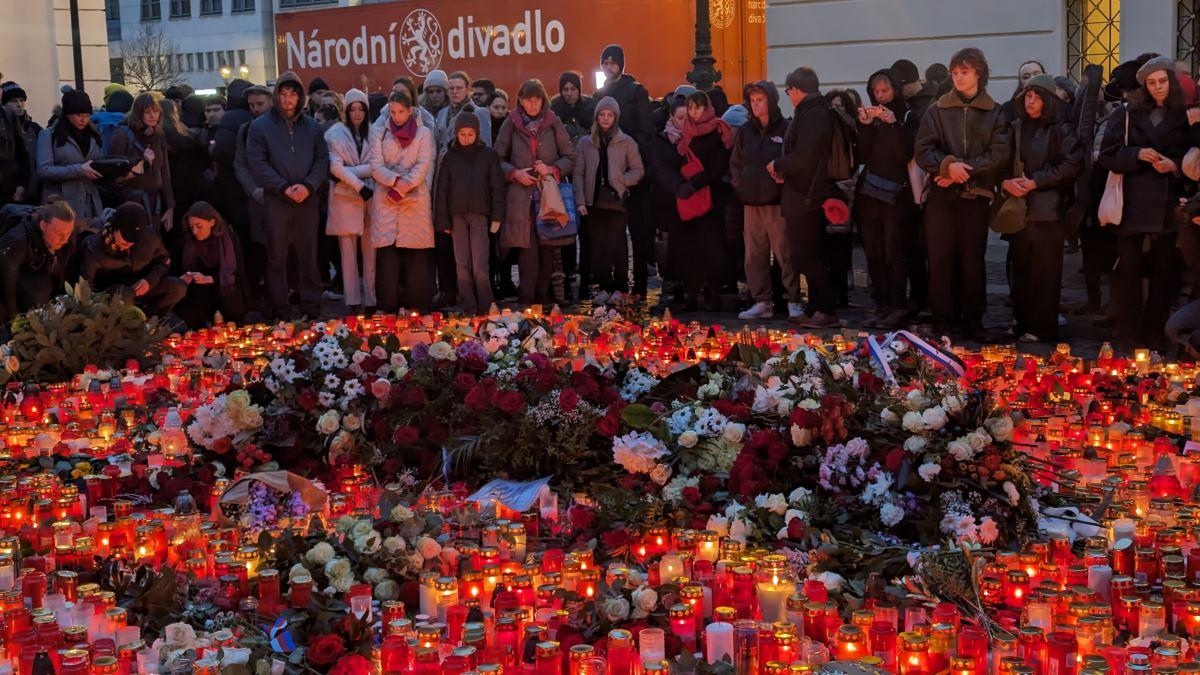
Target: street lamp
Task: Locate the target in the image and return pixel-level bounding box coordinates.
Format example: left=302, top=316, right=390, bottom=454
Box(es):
left=238, top=64, right=249, bottom=79
left=686, top=0, right=721, bottom=91
left=219, top=65, right=233, bottom=83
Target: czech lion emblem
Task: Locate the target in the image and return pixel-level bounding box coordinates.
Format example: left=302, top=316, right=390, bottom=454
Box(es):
left=400, top=9, right=443, bottom=77
left=710, top=0, right=736, bottom=29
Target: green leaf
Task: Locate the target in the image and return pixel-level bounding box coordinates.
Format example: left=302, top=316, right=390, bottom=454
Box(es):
left=619, top=403, right=657, bottom=430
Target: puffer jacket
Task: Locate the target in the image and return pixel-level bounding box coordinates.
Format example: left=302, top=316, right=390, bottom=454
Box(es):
left=325, top=120, right=373, bottom=237
left=729, top=80, right=789, bottom=206
left=914, top=89, right=1011, bottom=200
left=367, top=117, right=435, bottom=249
left=572, top=128, right=644, bottom=208
left=245, top=71, right=329, bottom=197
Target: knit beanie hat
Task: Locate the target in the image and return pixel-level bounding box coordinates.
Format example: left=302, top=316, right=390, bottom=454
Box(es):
left=1, top=82, right=26, bottom=105
left=103, top=83, right=128, bottom=103
left=111, top=202, right=148, bottom=242
left=453, top=110, right=481, bottom=134
left=163, top=86, right=185, bottom=101
left=558, top=71, right=583, bottom=93
left=1024, top=74, right=1059, bottom=96
left=61, top=90, right=93, bottom=116
left=343, top=88, right=368, bottom=111
left=601, top=44, right=625, bottom=72
left=890, top=59, right=920, bottom=86
left=721, top=103, right=749, bottom=128
left=1137, top=55, right=1176, bottom=86
left=308, top=76, right=330, bottom=95
left=106, top=90, right=133, bottom=114
left=593, top=96, right=620, bottom=119
left=423, top=70, right=449, bottom=91
left=673, top=84, right=698, bottom=100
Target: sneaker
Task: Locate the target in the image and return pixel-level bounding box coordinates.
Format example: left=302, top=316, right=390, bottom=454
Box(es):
left=738, top=302, right=774, bottom=320
left=787, top=303, right=805, bottom=319
left=791, top=311, right=840, bottom=328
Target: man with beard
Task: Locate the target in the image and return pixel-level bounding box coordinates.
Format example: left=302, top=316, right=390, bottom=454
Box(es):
left=595, top=44, right=656, bottom=296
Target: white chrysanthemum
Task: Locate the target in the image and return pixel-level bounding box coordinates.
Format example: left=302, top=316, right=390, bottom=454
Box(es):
left=880, top=502, right=905, bottom=526
left=612, top=431, right=670, bottom=474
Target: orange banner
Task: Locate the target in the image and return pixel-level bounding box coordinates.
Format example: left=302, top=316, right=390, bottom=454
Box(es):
left=274, top=0, right=705, bottom=99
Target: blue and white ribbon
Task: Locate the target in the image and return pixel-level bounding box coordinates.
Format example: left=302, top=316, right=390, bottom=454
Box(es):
left=867, top=330, right=966, bottom=384
left=268, top=616, right=296, bottom=653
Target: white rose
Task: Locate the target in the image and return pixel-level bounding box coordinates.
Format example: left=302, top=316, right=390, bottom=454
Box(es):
left=351, top=520, right=374, bottom=539
left=374, top=579, right=400, bottom=601
left=790, top=424, right=813, bottom=447
left=784, top=508, right=807, bottom=524
left=428, top=341, right=456, bottom=361
left=306, top=542, right=335, bottom=566
left=902, top=411, right=925, bottom=433
left=649, top=464, right=672, bottom=486
left=441, top=547, right=460, bottom=568
left=163, top=623, right=197, bottom=648
left=788, top=487, right=812, bottom=505
left=813, top=571, right=844, bottom=592
left=755, top=493, right=788, bottom=516
left=880, top=408, right=899, bottom=426
left=903, top=436, right=927, bottom=453
left=942, top=395, right=965, bottom=414
left=917, top=462, right=942, bottom=482
left=626, top=569, right=646, bottom=587
left=363, top=567, right=389, bottom=584
left=324, top=557, right=351, bottom=580
left=921, top=406, right=948, bottom=431
left=631, top=585, right=658, bottom=613
left=729, top=518, right=751, bottom=543
left=383, top=536, right=407, bottom=555
left=947, top=439, right=974, bottom=462
left=416, top=536, right=442, bottom=560
left=354, top=530, right=382, bottom=555
left=904, top=389, right=927, bottom=410
left=723, top=423, right=745, bottom=444
left=677, top=430, right=699, bottom=448
left=601, top=597, right=631, bottom=622
left=407, top=551, right=425, bottom=570
left=880, top=502, right=905, bottom=527
left=288, top=563, right=310, bottom=581
left=706, top=515, right=730, bottom=537
left=316, top=410, right=341, bottom=435
left=329, top=573, right=354, bottom=593
left=986, top=415, right=1015, bottom=442
left=390, top=504, right=415, bottom=522
left=335, top=516, right=357, bottom=534
left=342, top=414, right=362, bottom=431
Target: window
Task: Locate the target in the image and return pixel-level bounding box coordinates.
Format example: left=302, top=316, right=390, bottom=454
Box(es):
left=200, top=0, right=221, bottom=15
left=169, top=0, right=190, bottom=18
left=186, top=53, right=194, bottom=71
left=1066, top=0, right=1120, bottom=81
left=1179, top=1, right=1200, bottom=73
left=238, top=49, right=246, bottom=64
left=231, top=0, right=253, bottom=12
left=109, top=58, right=125, bottom=85
left=140, top=0, right=161, bottom=20
left=206, top=52, right=214, bottom=70
left=106, top=0, right=122, bottom=41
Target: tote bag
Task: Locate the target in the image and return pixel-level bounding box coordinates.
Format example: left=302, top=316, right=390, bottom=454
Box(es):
left=989, top=124, right=1028, bottom=235
left=1097, top=107, right=1128, bottom=227
left=676, top=148, right=713, bottom=221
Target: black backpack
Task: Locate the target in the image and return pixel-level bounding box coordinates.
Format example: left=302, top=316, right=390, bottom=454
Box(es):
left=0, top=203, right=34, bottom=236
left=827, top=106, right=858, bottom=181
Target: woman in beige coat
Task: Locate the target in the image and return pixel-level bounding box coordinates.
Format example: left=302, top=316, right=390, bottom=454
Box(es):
left=368, top=90, right=435, bottom=312
left=326, top=88, right=376, bottom=313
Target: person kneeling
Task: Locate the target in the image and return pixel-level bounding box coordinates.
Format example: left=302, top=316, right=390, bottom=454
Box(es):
left=0, top=196, right=77, bottom=325
left=80, top=202, right=186, bottom=319
left=176, top=201, right=250, bottom=328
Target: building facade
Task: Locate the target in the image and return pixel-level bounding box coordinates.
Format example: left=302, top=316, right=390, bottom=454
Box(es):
left=106, top=0, right=276, bottom=93
left=1, top=0, right=110, bottom=124
left=766, top=0, right=1200, bottom=104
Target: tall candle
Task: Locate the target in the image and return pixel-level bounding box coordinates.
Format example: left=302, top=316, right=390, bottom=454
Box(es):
left=706, top=621, right=734, bottom=664
left=1087, top=565, right=1113, bottom=603
left=756, top=575, right=795, bottom=623
left=659, top=552, right=684, bottom=584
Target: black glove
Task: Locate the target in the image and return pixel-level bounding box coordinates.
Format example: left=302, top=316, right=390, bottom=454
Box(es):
left=676, top=182, right=697, bottom=199
left=688, top=174, right=708, bottom=190
left=359, top=186, right=374, bottom=201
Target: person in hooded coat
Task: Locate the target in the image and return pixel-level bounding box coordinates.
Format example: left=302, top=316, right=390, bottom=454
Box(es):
left=595, top=44, right=657, bottom=296
left=572, top=96, right=645, bottom=298
left=246, top=70, right=330, bottom=320
left=212, top=79, right=254, bottom=227
left=1001, top=75, right=1080, bottom=343
left=37, top=90, right=101, bottom=227
left=999, top=60, right=1047, bottom=123
left=551, top=71, right=594, bottom=141
left=107, top=94, right=175, bottom=232
left=731, top=80, right=793, bottom=321
left=854, top=68, right=913, bottom=328
left=652, top=91, right=732, bottom=311
left=1098, top=56, right=1197, bottom=347
left=326, top=88, right=376, bottom=314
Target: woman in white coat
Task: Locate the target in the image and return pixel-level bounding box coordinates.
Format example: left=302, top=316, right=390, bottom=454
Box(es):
left=369, top=90, right=436, bottom=313
left=326, top=88, right=376, bottom=314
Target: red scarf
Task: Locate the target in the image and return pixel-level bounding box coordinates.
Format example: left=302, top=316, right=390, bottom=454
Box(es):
left=677, top=105, right=734, bottom=155
left=387, top=116, right=418, bottom=148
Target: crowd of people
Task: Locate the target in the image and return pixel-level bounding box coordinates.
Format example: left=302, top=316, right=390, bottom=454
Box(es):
left=4, top=45, right=1200, bottom=351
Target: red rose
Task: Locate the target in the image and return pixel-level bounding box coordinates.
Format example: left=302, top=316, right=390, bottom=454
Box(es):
left=464, top=385, right=490, bottom=412
left=568, top=505, right=595, bottom=530
left=492, top=390, right=526, bottom=415
left=211, top=437, right=232, bottom=455
left=712, top=399, right=751, bottom=421
left=601, top=529, right=632, bottom=549
left=885, top=447, right=904, bottom=472
left=296, top=389, right=318, bottom=412
left=681, top=486, right=701, bottom=503
left=558, top=388, right=580, bottom=413
left=596, top=413, right=621, bottom=437
left=454, top=372, right=477, bottom=393
left=393, top=426, right=420, bottom=445
left=360, top=356, right=385, bottom=373
left=786, top=517, right=806, bottom=539
left=307, top=633, right=346, bottom=666
left=330, top=654, right=373, bottom=675
left=402, top=387, right=427, bottom=407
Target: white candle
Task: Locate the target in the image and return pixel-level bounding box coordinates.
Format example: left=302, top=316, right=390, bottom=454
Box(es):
left=706, top=621, right=734, bottom=664
left=660, top=553, right=684, bottom=584
left=418, top=582, right=438, bottom=617
left=1111, top=518, right=1136, bottom=544
left=1087, top=565, right=1113, bottom=602
left=755, top=578, right=795, bottom=623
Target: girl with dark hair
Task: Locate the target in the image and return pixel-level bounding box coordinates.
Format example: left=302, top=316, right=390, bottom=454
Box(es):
left=651, top=90, right=733, bottom=311
left=494, top=78, right=577, bottom=305
left=108, top=93, right=175, bottom=230
left=36, top=90, right=103, bottom=226
left=487, top=90, right=509, bottom=141
left=1001, top=75, right=1080, bottom=343
left=326, top=88, right=376, bottom=314
left=1099, top=56, right=1196, bottom=347
left=175, top=201, right=249, bottom=328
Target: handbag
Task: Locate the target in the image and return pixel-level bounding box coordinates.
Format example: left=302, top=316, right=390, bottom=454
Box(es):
left=1097, top=106, right=1128, bottom=227
left=535, top=176, right=578, bottom=243
left=859, top=172, right=904, bottom=206
left=676, top=148, right=713, bottom=221
left=989, top=124, right=1028, bottom=235
left=593, top=183, right=626, bottom=212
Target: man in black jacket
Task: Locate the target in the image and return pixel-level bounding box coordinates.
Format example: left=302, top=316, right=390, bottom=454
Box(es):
left=914, top=47, right=1010, bottom=339
left=0, top=198, right=76, bottom=324
left=769, top=67, right=838, bottom=328
left=211, top=80, right=253, bottom=233
left=857, top=68, right=912, bottom=328
left=596, top=44, right=657, bottom=296
left=890, top=59, right=935, bottom=314
left=731, top=80, right=797, bottom=321
left=246, top=71, right=330, bottom=320
left=80, top=202, right=186, bottom=318
left=2, top=83, right=40, bottom=203
left=0, top=89, right=30, bottom=205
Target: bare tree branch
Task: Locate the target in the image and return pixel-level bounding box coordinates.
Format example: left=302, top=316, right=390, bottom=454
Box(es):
left=117, top=23, right=183, bottom=93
